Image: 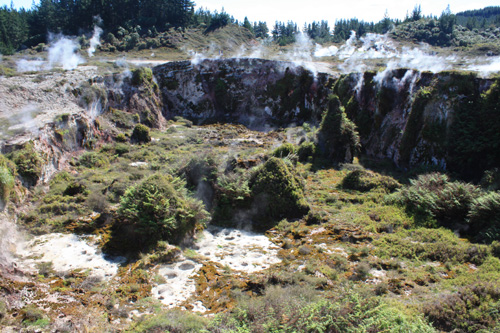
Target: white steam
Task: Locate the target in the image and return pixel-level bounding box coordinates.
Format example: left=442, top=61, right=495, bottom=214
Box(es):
left=48, top=34, right=84, bottom=70
left=314, top=44, right=338, bottom=57
left=87, top=25, right=103, bottom=57
left=469, top=56, right=500, bottom=76
left=8, top=104, right=40, bottom=136
left=16, top=59, right=46, bottom=72
left=0, top=214, right=24, bottom=267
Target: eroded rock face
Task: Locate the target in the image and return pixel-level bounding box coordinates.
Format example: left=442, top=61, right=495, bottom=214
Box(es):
left=154, top=58, right=332, bottom=128
left=152, top=59, right=499, bottom=178
left=335, top=69, right=497, bottom=179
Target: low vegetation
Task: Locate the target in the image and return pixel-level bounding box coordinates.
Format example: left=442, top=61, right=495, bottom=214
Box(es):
left=2, top=108, right=500, bottom=332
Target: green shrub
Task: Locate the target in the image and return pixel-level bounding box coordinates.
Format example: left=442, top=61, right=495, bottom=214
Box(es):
left=297, top=141, right=316, bottom=162
left=8, top=141, right=43, bottom=186
left=115, top=133, right=128, bottom=142
left=108, top=108, right=138, bottom=129
left=131, top=67, right=153, bottom=86
left=468, top=192, right=500, bottom=242
left=390, top=173, right=481, bottom=227
left=212, top=170, right=252, bottom=226
left=374, top=228, right=489, bottom=264
left=317, top=94, right=360, bottom=163
left=0, top=166, right=14, bottom=207
left=131, top=124, right=151, bottom=144
left=341, top=169, right=401, bottom=193
left=131, top=309, right=208, bottom=332
left=114, top=143, right=130, bottom=156
left=79, top=152, right=110, bottom=168
left=180, top=153, right=218, bottom=189
left=63, top=182, right=87, bottom=196
left=85, top=191, right=109, bottom=213
left=118, top=174, right=207, bottom=247
left=212, top=287, right=434, bottom=332
left=422, top=283, right=500, bottom=332
left=272, top=143, right=296, bottom=158
left=249, top=157, right=309, bottom=228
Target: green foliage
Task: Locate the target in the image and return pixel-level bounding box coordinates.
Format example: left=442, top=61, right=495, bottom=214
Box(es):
left=181, top=153, right=218, bottom=189
left=21, top=305, right=45, bottom=324
left=0, top=164, right=14, bottom=207
left=272, top=143, right=296, bottom=158
left=212, top=169, right=252, bottom=226
left=130, top=309, right=208, bottom=332
left=212, top=287, right=435, bottom=332
left=399, top=86, right=433, bottom=165
left=448, top=79, right=500, bottom=180
left=118, top=173, right=207, bottom=247
left=297, top=141, right=316, bottom=162
left=109, top=108, right=139, bottom=129
left=79, top=152, right=110, bottom=168
left=468, top=192, right=500, bottom=242
left=389, top=173, right=482, bottom=227
left=375, top=228, right=489, bottom=264
left=341, top=169, right=400, bottom=193
left=131, top=124, right=151, bottom=144
left=63, top=182, right=87, bottom=196
left=131, top=67, right=154, bottom=87
left=272, top=21, right=298, bottom=45
left=422, top=283, right=500, bottom=332
left=0, top=6, right=29, bottom=54
left=253, top=21, right=269, bottom=39
left=115, top=133, right=128, bottom=143
left=205, top=9, right=232, bottom=33
left=305, top=20, right=332, bottom=43
left=249, top=157, right=309, bottom=227
left=393, top=11, right=456, bottom=46
left=317, top=95, right=360, bottom=163
left=8, top=141, right=43, bottom=186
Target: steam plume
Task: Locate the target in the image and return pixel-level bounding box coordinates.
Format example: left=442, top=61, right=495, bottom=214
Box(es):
left=48, top=34, right=84, bottom=70
left=88, top=25, right=103, bottom=57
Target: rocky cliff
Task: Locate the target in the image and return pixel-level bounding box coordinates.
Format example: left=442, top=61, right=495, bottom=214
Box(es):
left=154, top=58, right=332, bottom=128
left=334, top=69, right=499, bottom=179
left=151, top=59, right=499, bottom=179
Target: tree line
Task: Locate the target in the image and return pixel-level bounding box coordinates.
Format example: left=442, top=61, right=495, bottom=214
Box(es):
left=1, top=2, right=498, bottom=55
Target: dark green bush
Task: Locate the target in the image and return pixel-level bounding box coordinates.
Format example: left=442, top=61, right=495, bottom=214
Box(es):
left=118, top=174, right=207, bottom=246
left=0, top=165, right=14, bottom=207
left=317, top=95, right=360, bottom=163
left=79, top=152, right=110, bottom=168
left=131, top=67, right=153, bottom=86
left=63, top=182, right=87, bottom=196
left=131, top=124, right=151, bottom=144
left=212, top=170, right=252, bottom=226
left=297, top=141, right=316, bottom=162
left=8, top=141, right=43, bottom=186
left=114, top=143, right=130, bottom=156
left=272, top=143, right=296, bottom=158
left=115, top=133, right=128, bottom=142
left=468, top=192, right=500, bottom=242
left=390, top=173, right=481, bottom=227
left=249, top=157, right=309, bottom=228
left=341, top=169, right=401, bottom=193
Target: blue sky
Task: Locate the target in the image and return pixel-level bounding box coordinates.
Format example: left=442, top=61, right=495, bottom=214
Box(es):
left=2, top=0, right=497, bottom=28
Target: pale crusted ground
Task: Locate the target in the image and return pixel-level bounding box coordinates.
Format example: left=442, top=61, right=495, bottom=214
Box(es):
left=0, top=66, right=98, bottom=142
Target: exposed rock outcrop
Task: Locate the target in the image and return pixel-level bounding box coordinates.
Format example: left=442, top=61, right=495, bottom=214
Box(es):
left=154, top=58, right=332, bottom=128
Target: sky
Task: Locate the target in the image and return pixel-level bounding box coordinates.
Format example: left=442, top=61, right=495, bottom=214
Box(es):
left=2, top=0, right=497, bottom=29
